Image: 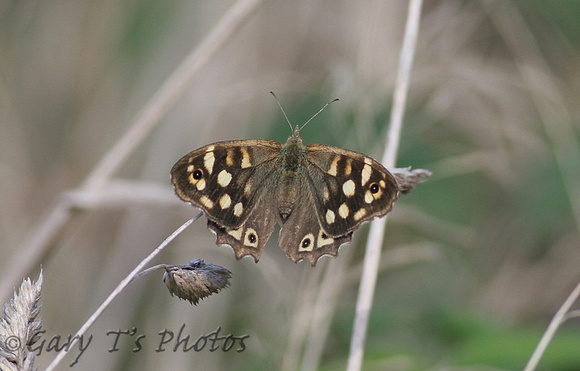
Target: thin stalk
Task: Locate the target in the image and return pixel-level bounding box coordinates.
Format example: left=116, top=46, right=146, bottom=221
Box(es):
left=0, top=0, right=265, bottom=303
left=523, top=280, right=580, bottom=371
left=346, top=1, right=424, bottom=370
left=45, top=213, right=201, bottom=371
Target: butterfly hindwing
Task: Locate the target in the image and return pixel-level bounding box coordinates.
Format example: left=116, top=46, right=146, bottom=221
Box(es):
left=207, top=184, right=278, bottom=262
left=277, top=176, right=353, bottom=265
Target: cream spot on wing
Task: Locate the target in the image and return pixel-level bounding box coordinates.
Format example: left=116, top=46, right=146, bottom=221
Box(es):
left=338, top=203, right=349, bottom=219
left=233, top=202, right=244, bottom=217
left=345, top=158, right=353, bottom=176
left=364, top=190, right=374, bottom=204
left=240, top=148, right=251, bottom=168
left=322, top=185, right=330, bottom=202
left=379, top=180, right=386, bottom=188
left=199, top=195, right=214, bottom=209
left=317, top=230, right=334, bottom=247
left=219, top=194, right=232, bottom=209
left=342, top=179, right=356, bottom=197
left=371, top=185, right=383, bottom=200
left=217, top=169, right=232, bottom=187
left=204, top=151, right=215, bottom=174
left=298, top=233, right=315, bottom=252
left=327, top=156, right=340, bottom=176
left=195, top=178, right=206, bottom=191
left=354, top=208, right=367, bottom=221
left=326, top=209, right=336, bottom=224
left=226, top=149, right=234, bottom=167
left=226, top=227, right=243, bottom=240
left=361, top=164, right=372, bottom=186
left=244, top=228, right=258, bottom=248
left=243, top=180, right=252, bottom=196
left=187, top=164, right=194, bottom=173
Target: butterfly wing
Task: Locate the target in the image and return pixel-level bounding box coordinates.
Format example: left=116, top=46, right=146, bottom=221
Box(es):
left=171, top=138, right=399, bottom=266
left=304, top=144, right=399, bottom=237
left=171, top=140, right=281, bottom=229
left=207, top=185, right=278, bottom=263
left=277, top=175, right=353, bottom=266
left=171, top=139, right=283, bottom=262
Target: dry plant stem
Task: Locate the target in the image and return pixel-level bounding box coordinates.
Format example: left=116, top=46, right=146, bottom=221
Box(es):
left=45, top=213, right=201, bottom=371
left=523, top=280, right=580, bottom=371
left=281, top=267, right=324, bottom=371
left=0, top=0, right=265, bottom=303
left=131, top=264, right=169, bottom=281
left=563, top=310, right=580, bottom=321
left=83, top=0, right=264, bottom=192
left=347, top=1, right=423, bottom=370
left=300, top=249, right=353, bottom=371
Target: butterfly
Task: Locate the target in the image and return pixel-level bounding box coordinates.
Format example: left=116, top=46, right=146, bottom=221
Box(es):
left=170, top=95, right=399, bottom=266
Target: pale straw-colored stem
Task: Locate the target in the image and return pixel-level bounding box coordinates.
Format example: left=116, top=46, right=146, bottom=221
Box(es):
left=0, top=0, right=264, bottom=303
left=523, top=280, right=580, bottom=371
left=346, top=1, right=424, bottom=370
left=45, top=213, right=201, bottom=371
left=82, top=0, right=264, bottom=192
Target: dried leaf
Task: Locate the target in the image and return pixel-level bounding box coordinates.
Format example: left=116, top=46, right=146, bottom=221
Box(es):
left=391, top=167, right=432, bottom=193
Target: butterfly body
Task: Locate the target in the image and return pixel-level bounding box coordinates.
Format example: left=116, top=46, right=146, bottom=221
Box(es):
left=171, top=126, right=398, bottom=266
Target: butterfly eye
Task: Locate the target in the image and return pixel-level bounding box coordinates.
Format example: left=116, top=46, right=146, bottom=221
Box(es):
left=193, top=169, right=204, bottom=179
left=369, top=182, right=379, bottom=194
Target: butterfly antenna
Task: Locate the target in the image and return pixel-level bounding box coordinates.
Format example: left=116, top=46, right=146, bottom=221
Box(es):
left=299, top=97, right=340, bottom=132
left=270, top=91, right=294, bottom=132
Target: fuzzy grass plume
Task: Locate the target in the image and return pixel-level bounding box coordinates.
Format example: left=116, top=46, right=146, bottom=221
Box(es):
left=0, top=271, right=43, bottom=371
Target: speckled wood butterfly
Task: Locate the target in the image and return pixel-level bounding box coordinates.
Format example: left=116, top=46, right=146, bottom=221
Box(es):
left=171, top=96, right=399, bottom=266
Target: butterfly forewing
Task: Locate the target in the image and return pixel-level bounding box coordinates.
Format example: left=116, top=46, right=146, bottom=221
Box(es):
left=170, top=140, right=281, bottom=228
left=304, top=144, right=398, bottom=237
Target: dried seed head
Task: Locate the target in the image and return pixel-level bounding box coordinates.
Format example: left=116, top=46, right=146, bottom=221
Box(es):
left=163, top=259, right=232, bottom=305
left=0, top=270, right=43, bottom=371
left=391, top=167, right=432, bottom=193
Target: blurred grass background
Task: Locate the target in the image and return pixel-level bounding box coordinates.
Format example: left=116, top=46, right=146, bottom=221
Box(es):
left=2, top=0, right=580, bottom=370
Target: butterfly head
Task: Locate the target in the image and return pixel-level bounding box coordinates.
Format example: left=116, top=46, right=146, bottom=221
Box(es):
left=290, top=124, right=302, bottom=140
left=282, top=125, right=304, bottom=152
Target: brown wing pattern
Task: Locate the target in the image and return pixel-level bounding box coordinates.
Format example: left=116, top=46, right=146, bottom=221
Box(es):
left=170, top=140, right=281, bottom=228
left=304, top=144, right=399, bottom=237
